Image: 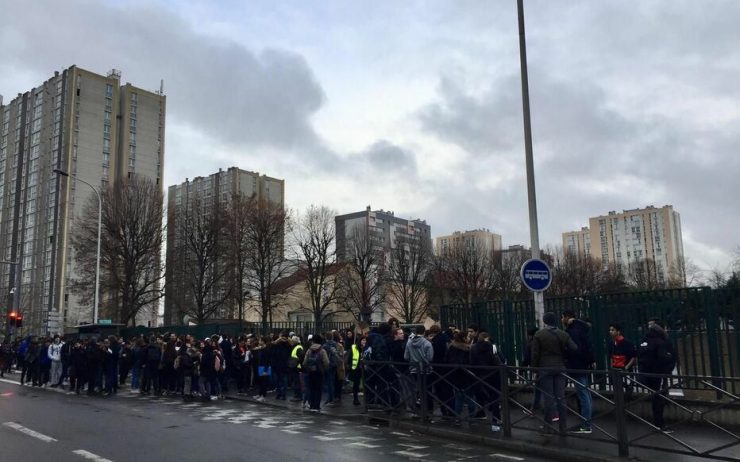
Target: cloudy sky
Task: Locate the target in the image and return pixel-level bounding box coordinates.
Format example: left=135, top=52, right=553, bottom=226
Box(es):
left=1, top=0, right=738, bottom=272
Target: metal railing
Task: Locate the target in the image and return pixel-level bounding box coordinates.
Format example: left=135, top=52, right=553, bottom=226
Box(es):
left=364, top=361, right=740, bottom=461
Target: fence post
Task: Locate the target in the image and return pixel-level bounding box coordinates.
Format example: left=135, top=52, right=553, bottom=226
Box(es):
left=705, top=289, right=724, bottom=397
left=420, top=366, right=428, bottom=422
left=611, top=369, right=629, bottom=458
left=500, top=365, right=512, bottom=437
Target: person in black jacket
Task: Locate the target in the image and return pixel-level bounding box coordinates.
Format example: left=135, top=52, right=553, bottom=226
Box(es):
left=638, top=320, right=677, bottom=432
left=69, top=340, right=86, bottom=394
left=470, top=332, right=503, bottom=432
left=272, top=333, right=291, bottom=400
left=562, top=310, right=594, bottom=434
left=428, top=325, right=453, bottom=416
left=446, top=331, right=475, bottom=422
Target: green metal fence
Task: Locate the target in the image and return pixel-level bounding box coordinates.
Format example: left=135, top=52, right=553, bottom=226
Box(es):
left=440, top=287, right=740, bottom=389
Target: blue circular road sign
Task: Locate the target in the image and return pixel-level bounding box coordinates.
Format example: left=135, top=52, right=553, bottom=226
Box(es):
left=520, top=258, right=552, bottom=292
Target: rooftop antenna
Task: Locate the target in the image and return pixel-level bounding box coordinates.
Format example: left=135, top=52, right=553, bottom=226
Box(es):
left=159, top=79, right=165, bottom=95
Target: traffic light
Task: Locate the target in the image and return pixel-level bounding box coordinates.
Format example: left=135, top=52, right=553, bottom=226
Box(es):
left=8, top=311, right=17, bottom=325
left=15, top=313, right=22, bottom=328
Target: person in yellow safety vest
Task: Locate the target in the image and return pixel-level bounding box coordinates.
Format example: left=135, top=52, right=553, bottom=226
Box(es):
left=289, top=337, right=304, bottom=402
left=348, top=340, right=362, bottom=405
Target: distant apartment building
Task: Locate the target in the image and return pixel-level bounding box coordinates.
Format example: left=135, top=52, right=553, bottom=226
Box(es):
left=164, top=167, right=285, bottom=325
left=562, top=227, right=592, bottom=258
left=0, top=66, right=165, bottom=334
left=563, top=205, right=684, bottom=284
left=500, top=244, right=530, bottom=265
left=435, top=229, right=502, bottom=256
left=335, top=206, right=431, bottom=322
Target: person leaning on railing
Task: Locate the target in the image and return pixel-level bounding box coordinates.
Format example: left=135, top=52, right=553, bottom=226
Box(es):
left=531, top=312, right=578, bottom=435
left=607, top=323, right=637, bottom=400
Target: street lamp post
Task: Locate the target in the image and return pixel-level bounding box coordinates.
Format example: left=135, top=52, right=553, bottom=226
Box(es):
left=516, top=0, right=545, bottom=324
left=53, top=169, right=101, bottom=325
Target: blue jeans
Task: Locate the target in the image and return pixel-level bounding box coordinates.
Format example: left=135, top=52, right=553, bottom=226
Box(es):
left=274, top=370, right=288, bottom=399
left=573, top=374, right=592, bottom=429
left=454, top=388, right=478, bottom=418
left=324, top=367, right=336, bottom=402
left=131, top=366, right=141, bottom=389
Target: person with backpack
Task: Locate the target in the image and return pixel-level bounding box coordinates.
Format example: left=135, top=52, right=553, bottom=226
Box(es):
left=303, top=334, right=329, bottom=412
left=562, top=310, right=595, bottom=434
left=470, top=331, right=504, bottom=432
left=322, top=331, right=341, bottom=405
left=638, top=320, right=677, bottom=432
left=404, top=325, right=434, bottom=417
left=532, top=312, right=578, bottom=436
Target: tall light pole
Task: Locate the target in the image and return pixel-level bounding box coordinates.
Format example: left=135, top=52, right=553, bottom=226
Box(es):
left=53, top=169, right=102, bottom=324
left=517, top=0, right=545, bottom=324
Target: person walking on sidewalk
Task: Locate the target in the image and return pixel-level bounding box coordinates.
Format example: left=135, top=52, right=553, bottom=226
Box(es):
left=562, top=310, right=595, bottom=434
left=532, top=312, right=578, bottom=435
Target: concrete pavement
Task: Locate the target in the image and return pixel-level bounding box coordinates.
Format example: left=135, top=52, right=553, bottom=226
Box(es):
left=0, top=376, right=545, bottom=462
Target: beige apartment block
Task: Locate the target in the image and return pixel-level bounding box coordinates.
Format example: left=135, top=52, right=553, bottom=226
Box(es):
left=0, top=66, right=165, bottom=334
left=435, top=229, right=503, bottom=256
left=562, top=227, right=592, bottom=257
left=563, top=205, right=684, bottom=284
left=164, top=167, right=285, bottom=325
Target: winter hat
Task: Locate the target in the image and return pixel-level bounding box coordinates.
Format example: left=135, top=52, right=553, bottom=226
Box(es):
left=543, top=312, right=558, bottom=327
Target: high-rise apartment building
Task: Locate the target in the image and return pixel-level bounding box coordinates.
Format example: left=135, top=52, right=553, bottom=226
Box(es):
left=336, top=206, right=432, bottom=265
left=563, top=205, right=684, bottom=284
left=0, top=66, right=165, bottom=334
left=335, top=206, right=431, bottom=322
left=435, top=229, right=502, bottom=256
left=562, top=227, right=592, bottom=257
left=164, top=167, right=285, bottom=325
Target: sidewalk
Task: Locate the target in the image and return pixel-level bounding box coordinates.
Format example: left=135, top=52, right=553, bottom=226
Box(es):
left=225, top=387, right=739, bottom=462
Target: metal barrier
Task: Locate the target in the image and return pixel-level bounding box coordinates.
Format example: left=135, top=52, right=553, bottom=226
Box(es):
left=364, top=361, right=740, bottom=461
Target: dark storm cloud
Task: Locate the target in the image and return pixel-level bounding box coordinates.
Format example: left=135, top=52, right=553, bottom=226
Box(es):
left=0, top=0, right=327, bottom=153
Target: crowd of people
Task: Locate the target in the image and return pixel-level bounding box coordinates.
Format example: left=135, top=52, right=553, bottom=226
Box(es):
left=0, top=312, right=677, bottom=436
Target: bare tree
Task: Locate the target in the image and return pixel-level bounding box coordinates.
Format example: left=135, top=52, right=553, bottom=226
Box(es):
left=667, top=256, right=703, bottom=288
left=168, top=197, right=231, bottom=324
left=293, top=205, right=342, bottom=327
left=491, top=249, right=528, bottom=300
left=337, top=225, right=385, bottom=323
left=70, top=176, right=165, bottom=325
left=438, top=240, right=495, bottom=304
left=224, top=195, right=292, bottom=330
left=386, top=236, right=433, bottom=323
left=547, top=246, right=613, bottom=297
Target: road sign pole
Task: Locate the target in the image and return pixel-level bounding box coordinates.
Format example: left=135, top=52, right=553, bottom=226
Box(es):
left=516, top=0, right=544, bottom=324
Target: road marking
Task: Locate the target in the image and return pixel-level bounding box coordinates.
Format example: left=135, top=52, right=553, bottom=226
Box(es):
left=491, top=454, right=524, bottom=461
left=347, top=442, right=381, bottom=448
left=391, top=431, right=412, bottom=437
left=3, top=422, right=58, bottom=442
left=394, top=450, right=429, bottom=458
left=282, top=429, right=301, bottom=434
left=72, top=449, right=114, bottom=462
left=313, top=435, right=343, bottom=441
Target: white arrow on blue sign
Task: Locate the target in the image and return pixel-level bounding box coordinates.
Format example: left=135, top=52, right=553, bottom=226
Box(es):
left=520, top=258, right=552, bottom=292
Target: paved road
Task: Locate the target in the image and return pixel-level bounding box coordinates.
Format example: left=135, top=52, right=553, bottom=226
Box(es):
left=0, top=377, right=545, bottom=462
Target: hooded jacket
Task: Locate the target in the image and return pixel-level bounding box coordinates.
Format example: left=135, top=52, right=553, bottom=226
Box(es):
left=403, top=335, right=433, bottom=374
left=303, top=343, right=329, bottom=373
left=565, top=318, right=595, bottom=370
left=638, top=325, right=676, bottom=374
left=532, top=326, right=577, bottom=369
left=445, top=341, right=472, bottom=388
left=48, top=341, right=63, bottom=362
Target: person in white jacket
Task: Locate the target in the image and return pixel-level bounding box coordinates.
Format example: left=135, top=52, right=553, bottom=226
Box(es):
left=48, top=336, right=64, bottom=387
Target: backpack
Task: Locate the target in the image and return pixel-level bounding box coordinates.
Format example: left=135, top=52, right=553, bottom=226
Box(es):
left=369, top=335, right=389, bottom=361
left=304, top=349, right=321, bottom=373
left=147, top=345, right=161, bottom=362
left=324, top=342, right=341, bottom=368
left=214, top=352, right=224, bottom=372
left=180, top=353, right=194, bottom=370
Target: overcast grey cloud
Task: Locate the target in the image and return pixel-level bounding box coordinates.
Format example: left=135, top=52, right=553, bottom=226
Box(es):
left=1, top=0, right=738, bottom=272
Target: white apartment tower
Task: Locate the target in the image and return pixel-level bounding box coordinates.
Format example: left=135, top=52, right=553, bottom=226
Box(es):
left=0, top=66, right=165, bottom=334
